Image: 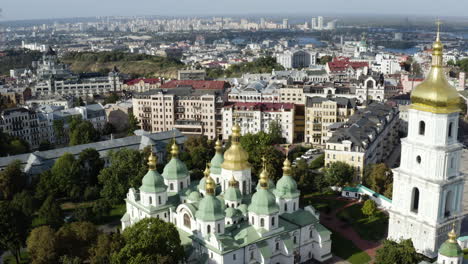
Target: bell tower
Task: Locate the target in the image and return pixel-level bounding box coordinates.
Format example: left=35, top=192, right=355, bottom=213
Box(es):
left=387, top=21, right=465, bottom=258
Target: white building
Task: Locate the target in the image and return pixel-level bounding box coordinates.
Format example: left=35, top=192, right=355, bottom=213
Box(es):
left=388, top=33, right=465, bottom=258
left=276, top=50, right=316, bottom=69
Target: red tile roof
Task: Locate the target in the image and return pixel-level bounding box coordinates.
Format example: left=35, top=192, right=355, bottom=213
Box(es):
left=125, top=78, right=160, bottom=85
left=224, top=102, right=294, bottom=112
left=161, top=80, right=227, bottom=90
left=328, top=57, right=369, bottom=73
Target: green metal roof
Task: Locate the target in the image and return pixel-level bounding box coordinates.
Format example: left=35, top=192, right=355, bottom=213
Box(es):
left=274, top=175, right=300, bottom=199
left=187, top=191, right=201, bottom=202
left=248, top=189, right=279, bottom=215
left=257, top=240, right=272, bottom=259
left=140, top=170, right=167, bottom=193
left=438, top=241, right=463, bottom=257
left=210, top=153, right=224, bottom=175
left=256, top=179, right=276, bottom=191
left=198, top=177, right=207, bottom=191
left=195, top=195, right=225, bottom=221
left=225, top=207, right=242, bottom=218
left=162, top=157, right=189, bottom=180
left=224, top=186, right=242, bottom=202
left=281, top=209, right=318, bottom=227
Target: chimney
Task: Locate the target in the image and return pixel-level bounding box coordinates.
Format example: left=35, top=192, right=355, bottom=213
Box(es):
left=458, top=72, right=466, bottom=91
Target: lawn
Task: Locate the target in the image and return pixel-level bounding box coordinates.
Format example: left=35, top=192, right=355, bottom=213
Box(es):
left=336, top=203, right=389, bottom=241
left=93, top=203, right=126, bottom=225
left=302, top=193, right=350, bottom=214
left=3, top=251, right=30, bottom=264
left=331, top=232, right=371, bottom=264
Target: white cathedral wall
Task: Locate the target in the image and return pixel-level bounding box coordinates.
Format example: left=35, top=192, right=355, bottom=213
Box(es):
left=221, top=168, right=252, bottom=194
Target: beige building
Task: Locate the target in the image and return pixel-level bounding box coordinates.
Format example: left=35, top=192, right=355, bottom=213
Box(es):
left=324, top=102, right=399, bottom=179
left=279, top=85, right=306, bottom=104
left=132, top=88, right=225, bottom=140
left=305, top=97, right=357, bottom=145
left=122, top=78, right=161, bottom=93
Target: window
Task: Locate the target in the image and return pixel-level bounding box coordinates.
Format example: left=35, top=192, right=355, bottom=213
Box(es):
left=416, top=156, right=421, bottom=164
left=272, top=217, right=275, bottom=227
left=419, top=121, right=425, bottom=135
left=233, top=254, right=236, bottom=260
left=180, top=182, right=183, bottom=190
left=445, top=191, right=453, bottom=217
left=276, top=242, right=279, bottom=251
left=207, top=225, right=211, bottom=234
left=293, top=202, right=296, bottom=211
left=411, top=187, right=420, bottom=213
left=260, top=218, right=265, bottom=227
left=448, top=122, right=453, bottom=137
left=218, top=224, right=221, bottom=232
left=170, top=183, right=174, bottom=191
left=284, top=204, right=288, bottom=212
left=250, top=251, right=254, bottom=260
left=149, top=196, right=152, bottom=205
left=158, top=196, right=161, bottom=204
left=310, top=230, right=313, bottom=238
left=251, top=217, right=254, bottom=225
left=183, top=213, right=191, bottom=228
left=293, top=236, right=297, bottom=244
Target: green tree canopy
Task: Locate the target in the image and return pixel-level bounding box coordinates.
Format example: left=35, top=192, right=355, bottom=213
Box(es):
left=56, top=221, right=99, bottom=260
left=51, top=153, right=81, bottom=199
left=0, top=131, right=30, bottom=157
left=127, top=113, right=140, bottom=136
left=363, top=163, right=393, bottom=198
left=27, top=226, right=59, bottom=264
left=0, top=160, right=26, bottom=200
left=89, top=233, right=124, bottom=264
left=78, top=148, right=104, bottom=187
left=324, top=161, right=354, bottom=187
left=38, top=196, right=64, bottom=229
left=375, top=239, right=421, bottom=264
left=0, top=202, right=31, bottom=264
left=112, top=218, right=184, bottom=264
left=310, top=154, right=325, bottom=170
left=11, top=190, right=37, bottom=217
left=69, top=120, right=99, bottom=146
left=362, top=199, right=378, bottom=219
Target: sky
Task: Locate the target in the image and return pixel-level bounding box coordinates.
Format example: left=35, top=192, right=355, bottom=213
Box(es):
left=1, top=0, right=465, bottom=21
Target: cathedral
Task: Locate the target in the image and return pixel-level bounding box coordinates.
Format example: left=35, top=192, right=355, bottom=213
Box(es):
left=388, top=24, right=465, bottom=258
left=121, top=124, right=332, bottom=263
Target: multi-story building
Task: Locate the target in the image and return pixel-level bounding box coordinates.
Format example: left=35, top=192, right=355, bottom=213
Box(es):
left=304, top=97, right=357, bottom=145
left=121, top=125, right=332, bottom=263
left=228, top=81, right=280, bottom=103
left=279, top=85, right=306, bottom=105
left=276, top=50, right=316, bottom=69
left=133, top=80, right=228, bottom=140
left=0, top=108, right=43, bottom=149
left=324, top=102, right=400, bottom=179
left=122, top=78, right=161, bottom=93
left=355, top=75, right=385, bottom=103
left=222, top=102, right=295, bottom=143
left=326, top=57, right=369, bottom=81
left=178, top=69, right=206, bottom=80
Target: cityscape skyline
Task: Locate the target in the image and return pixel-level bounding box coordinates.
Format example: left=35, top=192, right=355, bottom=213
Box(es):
left=1, top=0, right=467, bottom=21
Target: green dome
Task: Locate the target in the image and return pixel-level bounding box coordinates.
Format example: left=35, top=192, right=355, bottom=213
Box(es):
left=140, top=170, right=167, bottom=193
left=238, top=204, right=248, bottom=215
left=248, top=189, right=279, bottom=215
left=162, top=157, right=189, bottom=180
left=224, top=186, right=242, bottom=202
left=225, top=207, right=242, bottom=218
left=210, top=153, right=224, bottom=175
left=195, top=195, right=225, bottom=221
left=274, top=175, right=300, bottom=199
left=439, top=241, right=463, bottom=257
left=187, top=191, right=201, bottom=202
left=198, top=177, right=207, bottom=191
left=256, top=179, right=275, bottom=191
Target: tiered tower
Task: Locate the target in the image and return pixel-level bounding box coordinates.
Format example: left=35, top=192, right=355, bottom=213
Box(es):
left=388, top=22, right=465, bottom=257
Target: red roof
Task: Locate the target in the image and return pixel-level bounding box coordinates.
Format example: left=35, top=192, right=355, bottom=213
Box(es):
left=327, top=57, right=368, bottom=73
left=161, top=80, right=227, bottom=90
left=125, top=78, right=160, bottom=85
left=224, top=102, right=294, bottom=112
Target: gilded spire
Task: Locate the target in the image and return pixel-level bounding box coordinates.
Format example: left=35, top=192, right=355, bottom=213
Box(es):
left=204, top=164, right=215, bottom=195
left=170, top=141, right=179, bottom=158
left=259, top=157, right=269, bottom=189
left=283, top=145, right=292, bottom=176
left=221, top=112, right=250, bottom=171
left=228, top=175, right=238, bottom=188
left=448, top=223, right=458, bottom=243
left=147, top=151, right=157, bottom=171
left=215, top=139, right=223, bottom=153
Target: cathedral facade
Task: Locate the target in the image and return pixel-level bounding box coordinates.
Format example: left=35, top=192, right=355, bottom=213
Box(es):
left=121, top=124, right=332, bottom=263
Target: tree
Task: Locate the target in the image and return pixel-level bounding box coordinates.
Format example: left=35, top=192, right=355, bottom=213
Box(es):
left=112, top=218, right=184, bottom=264
left=53, top=120, right=66, bottom=143
left=70, top=121, right=99, bottom=146
left=103, top=93, right=120, bottom=105
left=78, top=148, right=104, bottom=187
left=38, top=196, right=64, bottom=229
left=102, top=123, right=115, bottom=136
left=324, top=161, right=354, bottom=187
left=0, top=131, right=30, bottom=157
left=51, top=153, right=81, bottom=199
left=0, top=160, right=26, bottom=200
left=89, top=233, right=124, bottom=264
left=362, top=199, right=377, bottom=219
left=363, top=163, right=393, bottom=198
left=92, top=199, right=111, bottom=222
left=310, top=154, right=325, bottom=170
left=56, top=221, right=99, bottom=260
left=11, top=190, right=37, bottom=217
left=319, top=55, right=333, bottom=65
left=27, top=226, right=59, bottom=264
left=127, top=113, right=140, bottom=135
left=375, top=239, right=420, bottom=264
left=38, top=140, right=52, bottom=151
left=292, top=159, right=315, bottom=193
left=0, top=202, right=30, bottom=264
left=268, top=120, right=284, bottom=144
left=98, top=149, right=148, bottom=205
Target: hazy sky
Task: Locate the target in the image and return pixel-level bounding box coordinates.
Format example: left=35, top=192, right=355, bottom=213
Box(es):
left=1, top=0, right=465, bottom=21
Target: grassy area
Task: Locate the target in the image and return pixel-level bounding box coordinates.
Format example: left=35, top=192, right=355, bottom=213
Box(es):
left=302, top=193, right=349, bottom=214
left=331, top=232, right=371, bottom=264
left=3, top=251, right=30, bottom=264
left=464, top=248, right=468, bottom=260
left=336, top=203, right=389, bottom=241
left=93, top=203, right=126, bottom=225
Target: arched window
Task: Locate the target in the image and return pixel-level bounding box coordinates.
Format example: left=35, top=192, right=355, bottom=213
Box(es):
left=170, top=183, right=174, bottom=191
left=448, top=122, right=453, bottom=138
left=217, top=224, right=220, bottom=232
left=250, top=251, right=254, bottom=260
left=276, top=242, right=279, bottom=251
left=149, top=196, right=152, bottom=205
left=293, top=202, right=296, bottom=211
left=419, top=121, right=425, bottom=135
left=416, top=155, right=421, bottom=164
left=411, top=187, right=420, bottom=213
left=284, top=203, right=288, bottom=212
left=260, top=218, right=265, bottom=227
left=207, top=225, right=211, bottom=234
left=158, top=196, right=161, bottom=205
left=251, top=217, right=254, bottom=225
left=272, top=217, right=275, bottom=227
left=445, top=191, right=453, bottom=217
left=180, top=182, right=183, bottom=190
left=183, top=213, right=191, bottom=228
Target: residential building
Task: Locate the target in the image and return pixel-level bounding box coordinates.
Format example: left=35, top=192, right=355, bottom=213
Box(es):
left=228, top=81, right=280, bottom=103
left=0, top=108, right=44, bottom=149
left=355, top=75, right=386, bottom=103
left=388, top=33, right=465, bottom=258
left=324, top=102, right=400, bottom=179
left=178, top=69, right=206, bottom=80
left=325, top=57, right=369, bottom=81
left=123, top=78, right=161, bottom=93
left=133, top=80, right=228, bottom=140
left=276, top=50, right=316, bottom=69
left=104, top=100, right=133, bottom=132
left=121, top=125, right=332, bottom=263
left=222, top=102, right=295, bottom=143
left=305, top=97, right=357, bottom=145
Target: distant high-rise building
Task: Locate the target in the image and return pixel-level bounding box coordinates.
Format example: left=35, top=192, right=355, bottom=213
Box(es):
left=318, top=16, right=324, bottom=30
left=282, top=18, right=289, bottom=29
left=260, top=18, right=266, bottom=29
left=311, top=17, right=317, bottom=29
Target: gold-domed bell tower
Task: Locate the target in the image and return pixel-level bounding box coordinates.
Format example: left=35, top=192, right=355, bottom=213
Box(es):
left=388, top=21, right=465, bottom=258
left=220, top=122, right=252, bottom=195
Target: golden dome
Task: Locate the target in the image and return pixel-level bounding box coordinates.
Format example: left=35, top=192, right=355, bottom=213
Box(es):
left=411, top=22, right=461, bottom=114
left=259, top=157, right=269, bottom=189
left=448, top=224, right=458, bottom=243
left=221, top=123, right=250, bottom=171
left=215, top=139, right=223, bottom=153
left=282, top=158, right=292, bottom=176
left=204, top=165, right=216, bottom=195
left=147, top=151, right=157, bottom=170
left=170, top=141, right=179, bottom=158
left=228, top=175, right=239, bottom=187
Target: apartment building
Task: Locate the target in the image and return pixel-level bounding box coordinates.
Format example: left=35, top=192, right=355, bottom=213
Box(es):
left=133, top=80, right=228, bottom=140
left=0, top=108, right=44, bottom=149
left=222, top=102, right=295, bottom=143
left=324, top=103, right=399, bottom=179
left=305, top=97, right=357, bottom=145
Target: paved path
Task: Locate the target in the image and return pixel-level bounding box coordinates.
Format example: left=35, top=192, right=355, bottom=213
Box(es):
left=317, top=197, right=383, bottom=263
